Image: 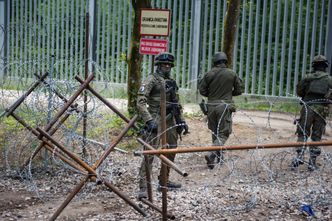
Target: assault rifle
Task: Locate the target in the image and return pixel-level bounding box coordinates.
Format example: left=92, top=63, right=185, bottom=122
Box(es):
left=165, top=79, right=189, bottom=139
left=199, top=99, right=208, bottom=115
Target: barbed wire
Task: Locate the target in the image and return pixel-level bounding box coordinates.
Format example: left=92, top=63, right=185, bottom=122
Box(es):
left=0, top=65, right=331, bottom=219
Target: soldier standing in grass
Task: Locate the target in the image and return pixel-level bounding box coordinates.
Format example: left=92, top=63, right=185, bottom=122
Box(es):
left=291, top=55, right=332, bottom=171
left=136, top=52, right=189, bottom=199
left=199, top=52, right=243, bottom=169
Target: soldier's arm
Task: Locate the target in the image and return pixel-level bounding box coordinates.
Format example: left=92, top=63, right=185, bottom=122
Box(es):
left=296, top=78, right=309, bottom=98
left=232, top=75, right=244, bottom=96
left=198, top=74, right=209, bottom=97
left=325, top=77, right=332, bottom=100
left=137, top=77, right=155, bottom=123
left=328, top=76, right=332, bottom=89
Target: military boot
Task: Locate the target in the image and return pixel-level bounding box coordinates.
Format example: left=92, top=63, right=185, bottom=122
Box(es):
left=290, top=151, right=304, bottom=170
left=205, top=154, right=215, bottom=169
left=157, top=180, right=182, bottom=191
left=137, top=187, right=148, bottom=200
left=308, top=156, right=319, bottom=171
left=166, top=180, right=181, bottom=188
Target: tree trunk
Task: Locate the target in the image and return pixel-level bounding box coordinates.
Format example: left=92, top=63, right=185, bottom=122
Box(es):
left=222, top=0, right=241, bottom=67
left=127, top=0, right=151, bottom=116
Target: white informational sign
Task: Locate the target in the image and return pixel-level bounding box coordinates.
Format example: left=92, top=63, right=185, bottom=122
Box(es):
left=140, top=9, right=171, bottom=36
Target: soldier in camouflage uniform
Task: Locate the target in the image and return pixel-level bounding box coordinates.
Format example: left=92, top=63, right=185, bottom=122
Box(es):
left=199, top=52, right=243, bottom=169
left=291, top=55, right=332, bottom=171
left=136, top=52, right=189, bottom=199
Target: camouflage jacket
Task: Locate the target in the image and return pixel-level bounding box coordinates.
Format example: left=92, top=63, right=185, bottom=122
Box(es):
left=137, top=73, right=184, bottom=123
left=296, top=71, right=332, bottom=103
left=198, top=64, right=243, bottom=104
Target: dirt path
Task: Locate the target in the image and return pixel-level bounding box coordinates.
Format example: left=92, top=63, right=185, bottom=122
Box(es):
left=0, top=110, right=331, bottom=220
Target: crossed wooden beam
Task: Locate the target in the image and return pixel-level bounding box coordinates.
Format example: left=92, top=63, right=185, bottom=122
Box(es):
left=4, top=73, right=151, bottom=220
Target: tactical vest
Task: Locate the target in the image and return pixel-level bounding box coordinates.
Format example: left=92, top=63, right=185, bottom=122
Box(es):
left=148, top=75, right=177, bottom=112
left=306, top=72, right=329, bottom=96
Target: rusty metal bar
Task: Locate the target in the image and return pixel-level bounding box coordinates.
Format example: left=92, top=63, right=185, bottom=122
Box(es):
left=48, top=115, right=146, bottom=219
left=21, top=108, right=75, bottom=169
left=43, top=74, right=94, bottom=132
left=160, top=79, right=168, bottom=221
left=6, top=66, right=145, bottom=219
left=9, top=112, right=86, bottom=174
left=49, top=176, right=89, bottom=221
left=82, top=12, right=90, bottom=157
left=137, top=138, right=188, bottom=177
left=102, top=179, right=147, bottom=216
left=8, top=69, right=146, bottom=219
left=42, top=143, right=86, bottom=174
left=75, top=135, right=128, bottom=153
left=144, top=154, right=153, bottom=202
left=50, top=175, right=147, bottom=220
left=36, top=127, right=97, bottom=176
left=140, top=198, right=175, bottom=220
left=93, top=115, right=137, bottom=168
left=75, top=76, right=138, bottom=130
left=5, top=73, right=49, bottom=117
left=136, top=140, right=332, bottom=155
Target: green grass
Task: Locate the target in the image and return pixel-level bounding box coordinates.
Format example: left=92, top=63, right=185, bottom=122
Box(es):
left=234, top=96, right=301, bottom=114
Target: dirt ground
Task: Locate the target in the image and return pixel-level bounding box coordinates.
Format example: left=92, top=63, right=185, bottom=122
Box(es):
left=0, top=110, right=331, bottom=220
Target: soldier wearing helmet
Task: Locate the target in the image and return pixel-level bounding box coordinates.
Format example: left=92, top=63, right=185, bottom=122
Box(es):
left=291, top=55, right=332, bottom=171
left=199, top=52, right=243, bottom=169
left=136, top=52, right=189, bottom=199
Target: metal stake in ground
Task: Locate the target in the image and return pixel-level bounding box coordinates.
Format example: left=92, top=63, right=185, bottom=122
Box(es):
left=49, top=115, right=147, bottom=220
left=160, top=79, right=168, bottom=221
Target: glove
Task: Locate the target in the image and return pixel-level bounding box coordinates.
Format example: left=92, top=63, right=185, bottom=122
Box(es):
left=145, top=120, right=158, bottom=133
left=176, top=121, right=189, bottom=135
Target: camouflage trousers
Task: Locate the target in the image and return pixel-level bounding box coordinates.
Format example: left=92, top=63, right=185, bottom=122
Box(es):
left=206, top=102, right=233, bottom=161
left=295, top=104, right=329, bottom=157
left=138, top=115, right=178, bottom=189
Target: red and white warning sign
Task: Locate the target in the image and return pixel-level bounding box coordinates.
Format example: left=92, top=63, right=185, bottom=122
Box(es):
left=139, top=38, right=169, bottom=55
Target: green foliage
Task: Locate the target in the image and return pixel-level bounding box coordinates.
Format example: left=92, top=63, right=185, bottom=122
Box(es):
left=235, top=96, right=300, bottom=114
left=102, top=87, right=128, bottom=99
left=0, top=115, right=25, bottom=150
left=1, top=116, right=24, bottom=132
left=115, top=139, right=138, bottom=151
left=73, top=113, right=137, bottom=139
left=183, top=111, right=202, bottom=119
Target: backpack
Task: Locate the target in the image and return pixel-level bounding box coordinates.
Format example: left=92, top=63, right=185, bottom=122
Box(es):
left=306, top=72, right=329, bottom=96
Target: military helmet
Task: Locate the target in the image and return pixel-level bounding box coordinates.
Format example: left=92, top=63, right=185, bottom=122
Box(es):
left=155, top=52, right=175, bottom=67
left=312, top=55, right=329, bottom=67
left=213, top=52, right=228, bottom=64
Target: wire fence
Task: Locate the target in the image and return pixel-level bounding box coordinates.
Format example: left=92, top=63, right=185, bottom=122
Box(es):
left=0, top=72, right=331, bottom=219
left=1, top=0, right=331, bottom=96
left=0, top=1, right=331, bottom=218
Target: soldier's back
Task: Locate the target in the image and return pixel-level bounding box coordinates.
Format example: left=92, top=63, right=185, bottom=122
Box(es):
left=207, top=67, right=237, bottom=101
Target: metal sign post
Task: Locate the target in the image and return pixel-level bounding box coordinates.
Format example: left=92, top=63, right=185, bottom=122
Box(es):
left=138, top=8, right=172, bottom=220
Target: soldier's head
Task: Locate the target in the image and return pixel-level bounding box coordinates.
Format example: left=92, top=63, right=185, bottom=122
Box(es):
left=312, top=55, right=329, bottom=71
left=155, top=52, right=175, bottom=78
left=213, top=52, right=228, bottom=67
